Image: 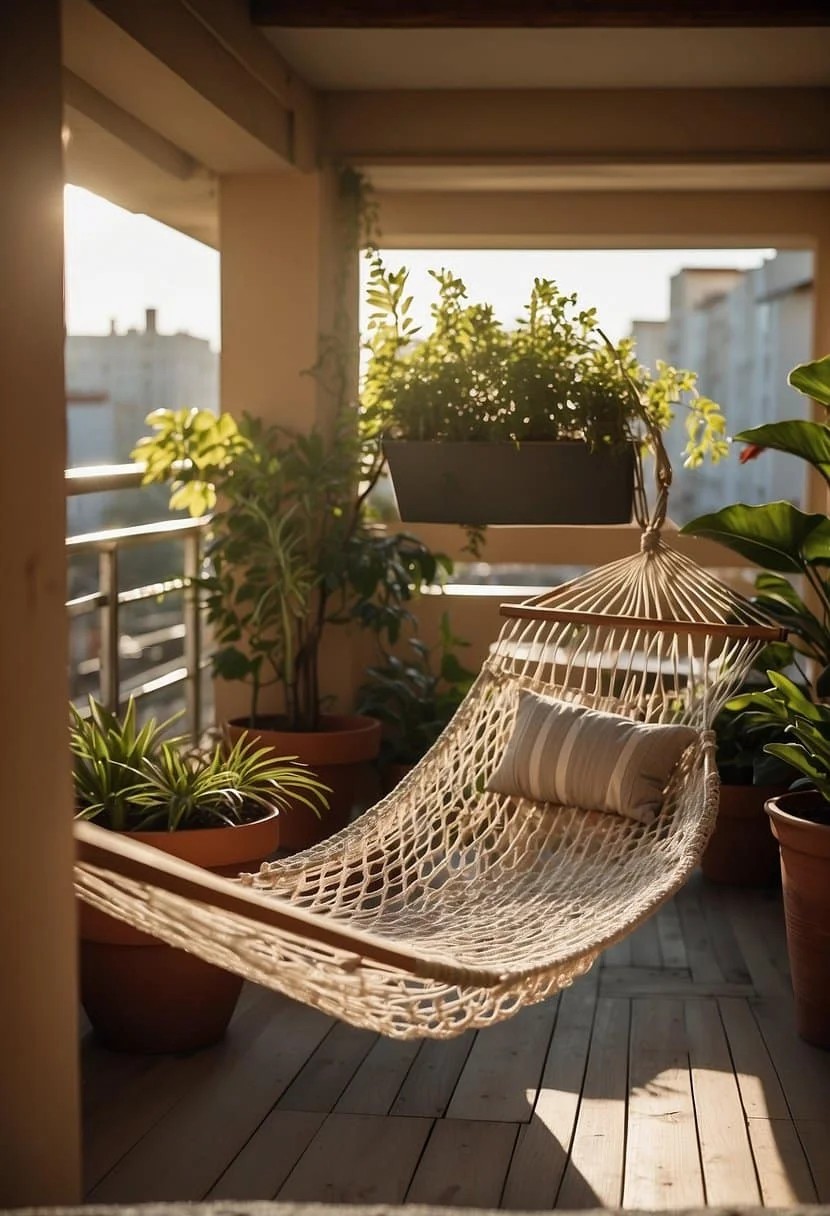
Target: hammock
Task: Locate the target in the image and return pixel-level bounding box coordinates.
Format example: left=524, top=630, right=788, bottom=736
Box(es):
left=74, top=424, right=783, bottom=1041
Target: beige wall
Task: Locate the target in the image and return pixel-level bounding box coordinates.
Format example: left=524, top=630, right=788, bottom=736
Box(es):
left=218, top=168, right=358, bottom=722
left=0, top=2, right=81, bottom=1203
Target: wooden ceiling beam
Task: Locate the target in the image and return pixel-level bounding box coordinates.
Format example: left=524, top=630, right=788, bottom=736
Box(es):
left=251, top=0, right=830, bottom=28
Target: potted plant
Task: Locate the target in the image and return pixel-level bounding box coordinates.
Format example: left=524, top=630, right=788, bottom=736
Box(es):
left=703, top=687, right=792, bottom=886
left=72, top=697, right=328, bottom=1052
left=361, top=259, right=729, bottom=525
left=682, top=352, right=830, bottom=1045
left=356, top=612, right=475, bottom=791
left=134, top=406, right=446, bottom=849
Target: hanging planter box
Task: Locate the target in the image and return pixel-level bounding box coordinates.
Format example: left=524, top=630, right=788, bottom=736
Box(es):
left=383, top=439, right=635, bottom=526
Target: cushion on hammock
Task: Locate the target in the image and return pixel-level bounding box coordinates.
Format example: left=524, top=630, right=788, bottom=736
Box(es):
left=487, top=691, right=697, bottom=824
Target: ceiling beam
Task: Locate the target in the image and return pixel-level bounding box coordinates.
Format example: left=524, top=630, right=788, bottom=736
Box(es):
left=63, top=70, right=201, bottom=181
left=88, top=0, right=316, bottom=168
left=251, top=0, right=830, bottom=28
left=323, top=88, right=830, bottom=166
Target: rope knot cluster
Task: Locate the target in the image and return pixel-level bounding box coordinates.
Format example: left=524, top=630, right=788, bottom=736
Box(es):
left=640, top=528, right=662, bottom=554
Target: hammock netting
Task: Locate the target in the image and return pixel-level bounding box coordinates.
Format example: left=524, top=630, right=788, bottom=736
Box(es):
left=75, top=526, right=782, bottom=1041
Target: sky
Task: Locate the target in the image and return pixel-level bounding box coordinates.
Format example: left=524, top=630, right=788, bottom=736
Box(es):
left=64, top=185, right=773, bottom=349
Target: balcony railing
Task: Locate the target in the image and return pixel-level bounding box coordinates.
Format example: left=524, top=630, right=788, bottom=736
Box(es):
left=65, top=464, right=211, bottom=739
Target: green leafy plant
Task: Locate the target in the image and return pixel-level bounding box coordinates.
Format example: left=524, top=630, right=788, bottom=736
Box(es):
left=356, top=613, right=475, bottom=766
left=71, top=697, right=329, bottom=831
left=726, top=673, right=830, bottom=806
left=684, top=354, right=830, bottom=807
left=133, top=407, right=449, bottom=732
left=361, top=258, right=728, bottom=466
left=714, top=680, right=794, bottom=787
left=682, top=354, right=830, bottom=694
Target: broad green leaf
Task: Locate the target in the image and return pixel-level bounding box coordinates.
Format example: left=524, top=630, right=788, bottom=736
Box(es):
left=789, top=355, right=830, bottom=408
left=734, top=420, right=830, bottom=483
left=680, top=502, right=830, bottom=572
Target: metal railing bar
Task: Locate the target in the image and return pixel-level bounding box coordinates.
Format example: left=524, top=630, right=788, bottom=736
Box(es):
left=98, top=548, right=120, bottom=714
left=67, top=515, right=210, bottom=552
left=65, top=463, right=146, bottom=496
left=118, top=577, right=187, bottom=605
left=67, top=592, right=106, bottom=618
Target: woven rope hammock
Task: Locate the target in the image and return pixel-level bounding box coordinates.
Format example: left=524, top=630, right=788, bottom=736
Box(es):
left=74, top=409, right=784, bottom=1041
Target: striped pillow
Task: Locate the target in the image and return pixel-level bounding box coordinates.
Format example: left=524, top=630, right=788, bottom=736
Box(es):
left=487, top=692, right=697, bottom=824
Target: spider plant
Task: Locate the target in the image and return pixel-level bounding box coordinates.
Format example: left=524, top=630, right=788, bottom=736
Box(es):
left=71, top=697, right=330, bottom=832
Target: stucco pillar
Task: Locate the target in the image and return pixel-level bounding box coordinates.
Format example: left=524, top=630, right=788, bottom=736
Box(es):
left=218, top=168, right=359, bottom=721
left=0, top=2, right=82, bottom=1204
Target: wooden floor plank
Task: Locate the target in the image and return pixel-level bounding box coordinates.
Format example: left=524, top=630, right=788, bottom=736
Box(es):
left=629, top=915, right=662, bottom=969
left=84, top=988, right=290, bottom=1192
left=207, top=1110, right=325, bottom=1199
left=333, top=1034, right=420, bottom=1115
left=676, top=883, right=725, bottom=984
left=796, top=1119, right=830, bottom=1201
left=719, top=996, right=791, bottom=1119
left=685, top=998, right=760, bottom=1205
left=624, top=997, right=705, bottom=1210
left=599, top=967, right=750, bottom=999
left=602, top=936, right=633, bottom=968
left=447, top=997, right=558, bottom=1122
left=556, top=997, right=629, bottom=1209
left=278, top=1021, right=376, bottom=1112
left=722, top=888, right=790, bottom=997
left=406, top=1118, right=518, bottom=1208
left=699, top=884, right=753, bottom=985
left=88, top=998, right=333, bottom=1201
left=747, top=1119, right=818, bottom=1204
left=501, top=972, right=598, bottom=1210
left=278, top=1113, right=431, bottom=1204
left=753, top=996, right=830, bottom=1120
left=655, top=900, right=689, bottom=970
left=391, top=1032, right=475, bottom=1118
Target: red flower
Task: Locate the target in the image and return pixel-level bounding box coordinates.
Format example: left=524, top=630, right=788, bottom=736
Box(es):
left=739, top=444, right=766, bottom=464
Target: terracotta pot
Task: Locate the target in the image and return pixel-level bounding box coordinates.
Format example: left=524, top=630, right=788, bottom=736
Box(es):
left=227, top=714, right=381, bottom=851
left=766, top=791, right=830, bottom=1049
left=79, top=811, right=279, bottom=1053
left=701, top=782, right=785, bottom=886
left=383, top=439, right=635, bottom=525
left=383, top=761, right=415, bottom=795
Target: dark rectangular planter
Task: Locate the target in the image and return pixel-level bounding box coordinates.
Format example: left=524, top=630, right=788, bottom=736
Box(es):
left=383, top=439, right=635, bottom=526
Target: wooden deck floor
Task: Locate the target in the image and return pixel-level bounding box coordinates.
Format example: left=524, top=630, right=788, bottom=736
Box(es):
left=82, top=873, right=830, bottom=1208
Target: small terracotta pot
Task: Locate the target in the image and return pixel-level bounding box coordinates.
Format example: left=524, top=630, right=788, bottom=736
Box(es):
left=766, top=791, right=830, bottom=1049
left=227, top=714, right=381, bottom=851
left=79, top=811, right=279, bottom=1053
left=701, top=782, right=785, bottom=887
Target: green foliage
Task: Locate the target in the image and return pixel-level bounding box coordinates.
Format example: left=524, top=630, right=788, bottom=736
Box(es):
left=71, top=697, right=329, bottom=831
left=685, top=352, right=830, bottom=803
left=726, top=674, right=830, bottom=802
left=361, top=256, right=728, bottom=467
left=133, top=407, right=449, bottom=732
left=356, top=613, right=475, bottom=765
left=714, top=685, right=794, bottom=787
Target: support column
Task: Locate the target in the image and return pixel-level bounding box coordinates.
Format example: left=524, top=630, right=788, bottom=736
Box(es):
left=806, top=201, right=830, bottom=514
left=0, top=2, right=82, bottom=1204
left=218, top=169, right=359, bottom=722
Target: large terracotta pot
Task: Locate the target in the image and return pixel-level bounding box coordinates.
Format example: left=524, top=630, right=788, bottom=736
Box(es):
left=766, top=791, right=830, bottom=1049
left=701, top=782, right=785, bottom=886
left=227, top=714, right=381, bottom=851
left=79, top=812, right=279, bottom=1053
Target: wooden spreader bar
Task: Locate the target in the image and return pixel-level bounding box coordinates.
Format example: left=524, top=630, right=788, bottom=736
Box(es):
left=499, top=603, right=788, bottom=642
left=74, top=821, right=507, bottom=987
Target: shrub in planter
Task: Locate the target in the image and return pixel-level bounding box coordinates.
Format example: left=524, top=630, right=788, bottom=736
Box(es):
left=73, top=697, right=328, bottom=1052
left=134, top=407, right=450, bottom=848
left=704, top=691, right=792, bottom=887
left=356, top=612, right=475, bottom=790
left=361, top=261, right=728, bottom=524
left=683, top=352, right=830, bottom=1046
